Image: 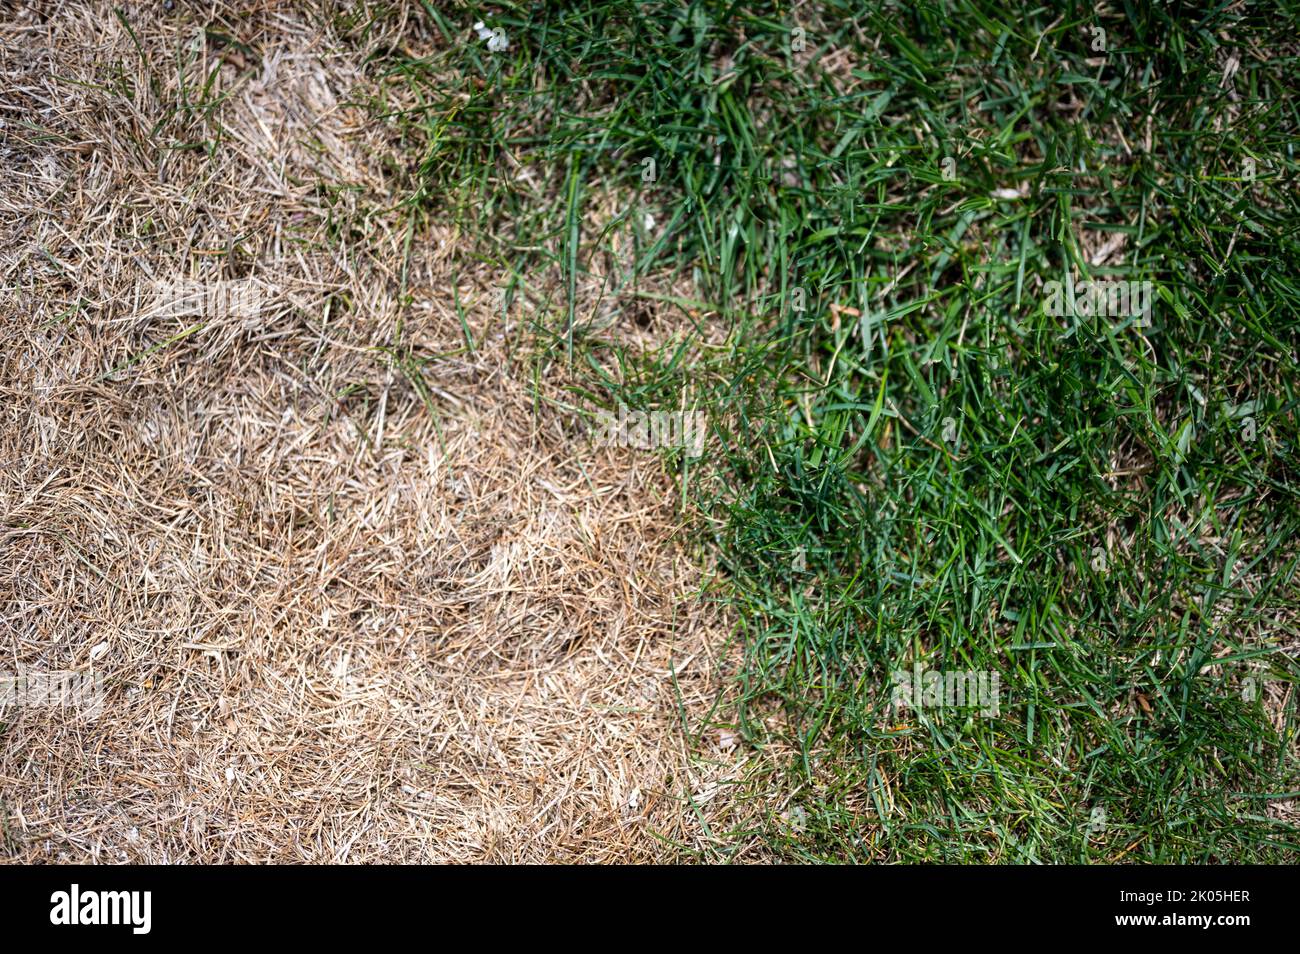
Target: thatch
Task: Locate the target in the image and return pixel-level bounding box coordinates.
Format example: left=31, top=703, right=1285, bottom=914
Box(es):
left=0, top=1, right=746, bottom=863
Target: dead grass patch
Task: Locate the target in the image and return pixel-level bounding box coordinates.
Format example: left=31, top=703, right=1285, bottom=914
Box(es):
left=0, top=1, right=756, bottom=863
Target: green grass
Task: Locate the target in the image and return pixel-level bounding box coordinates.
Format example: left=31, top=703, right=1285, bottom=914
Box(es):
left=362, top=0, right=1300, bottom=861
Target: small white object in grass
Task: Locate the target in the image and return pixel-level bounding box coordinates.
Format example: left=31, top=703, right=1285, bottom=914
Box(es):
left=473, top=21, right=510, bottom=53
left=693, top=780, right=719, bottom=803
left=90, top=641, right=109, bottom=661
left=990, top=187, right=1023, bottom=200
left=719, top=728, right=737, bottom=751
left=643, top=211, right=655, bottom=231
left=225, top=765, right=236, bottom=783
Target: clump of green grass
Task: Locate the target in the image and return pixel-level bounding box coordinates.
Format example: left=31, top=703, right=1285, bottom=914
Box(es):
left=370, top=0, right=1300, bottom=861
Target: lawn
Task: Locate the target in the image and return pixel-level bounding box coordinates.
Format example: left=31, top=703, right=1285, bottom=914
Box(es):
left=372, top=0, right=1300, bottom=861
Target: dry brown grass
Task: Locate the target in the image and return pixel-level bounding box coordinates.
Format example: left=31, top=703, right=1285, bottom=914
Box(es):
left=0, top=1, right=752, bottom=863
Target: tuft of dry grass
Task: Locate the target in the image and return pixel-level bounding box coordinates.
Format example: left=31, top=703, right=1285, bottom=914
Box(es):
left=0, top=1, right=753, bottom=863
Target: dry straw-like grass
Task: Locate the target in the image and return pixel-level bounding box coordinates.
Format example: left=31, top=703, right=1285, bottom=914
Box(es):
left=0, top=1, right=752, bottom=862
